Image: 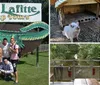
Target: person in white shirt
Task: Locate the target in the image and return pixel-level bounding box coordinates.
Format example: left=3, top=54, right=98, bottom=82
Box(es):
left=0, top=38, right=10, bottom=61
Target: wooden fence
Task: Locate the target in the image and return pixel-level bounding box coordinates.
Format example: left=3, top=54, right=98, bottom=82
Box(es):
left=50, top=60, right=100, bottom=82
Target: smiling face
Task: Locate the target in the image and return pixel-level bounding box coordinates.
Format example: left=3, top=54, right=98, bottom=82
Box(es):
left=10, top=38, right=15, bottom=45
left=3, top=40, right=7, bottom=45
left=4, top=59, right=8, bottom=64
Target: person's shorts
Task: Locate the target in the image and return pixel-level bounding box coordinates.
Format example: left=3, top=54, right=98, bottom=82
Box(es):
left=10, top=60, right=18, bottom=72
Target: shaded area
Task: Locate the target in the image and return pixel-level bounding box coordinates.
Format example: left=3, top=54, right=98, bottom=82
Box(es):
left=50, top=7, right=100, bottom=42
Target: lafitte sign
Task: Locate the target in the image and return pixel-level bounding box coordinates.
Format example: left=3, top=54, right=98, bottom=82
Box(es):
left=0, top=3, right=41, bottom=22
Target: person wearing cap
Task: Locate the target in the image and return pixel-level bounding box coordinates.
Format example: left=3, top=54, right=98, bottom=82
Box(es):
left=0, top=38, right=10, bottom=61
left=9, top=37, right=19, bottom=83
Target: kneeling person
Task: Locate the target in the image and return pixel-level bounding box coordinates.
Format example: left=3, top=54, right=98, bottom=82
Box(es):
left=1, top=58, right=13, bottom=80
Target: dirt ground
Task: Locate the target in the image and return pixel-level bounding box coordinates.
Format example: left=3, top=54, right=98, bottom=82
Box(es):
left=50, top=7, right=100, bottom=42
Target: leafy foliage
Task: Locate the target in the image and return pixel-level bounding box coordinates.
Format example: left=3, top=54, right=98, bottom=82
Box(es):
left=51, top=44, right=79, bottom=59
left=51, top=44, right=100, bottom=60
left=78, top=44, right=100, bottom=60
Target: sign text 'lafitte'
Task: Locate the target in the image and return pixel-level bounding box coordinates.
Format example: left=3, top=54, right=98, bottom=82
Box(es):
left=0, top=3, right=41, bottom=22
left=1, top=4, right=40, bottom=15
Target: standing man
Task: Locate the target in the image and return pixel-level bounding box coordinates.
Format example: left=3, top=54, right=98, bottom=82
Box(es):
left=9, top=38, right=19, bottom=84
left=0, top=38, right=10, bottom=61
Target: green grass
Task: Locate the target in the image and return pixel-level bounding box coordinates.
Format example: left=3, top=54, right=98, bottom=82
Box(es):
left=0, top=52, right=49, bottom=85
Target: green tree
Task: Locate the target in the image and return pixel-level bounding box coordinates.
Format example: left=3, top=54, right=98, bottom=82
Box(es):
left=51, top=44, right=100, bottom=60
left=78, top=44, right=100, bottom=60
left=51, top=44, right=79, bottom=59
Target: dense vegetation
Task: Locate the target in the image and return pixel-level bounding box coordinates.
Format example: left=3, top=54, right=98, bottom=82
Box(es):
left=51, top=44, right=100, bottom=60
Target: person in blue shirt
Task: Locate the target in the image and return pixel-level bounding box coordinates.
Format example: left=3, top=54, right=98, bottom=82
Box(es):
left=0, top=47, right=14, bottom=80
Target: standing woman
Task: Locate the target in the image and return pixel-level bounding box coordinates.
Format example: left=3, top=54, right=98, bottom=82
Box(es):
left=9, top=37, right=19, bottom=84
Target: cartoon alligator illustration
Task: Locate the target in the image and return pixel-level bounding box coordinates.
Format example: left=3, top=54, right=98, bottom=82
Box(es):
left=0, top=21, right=49, bottom=54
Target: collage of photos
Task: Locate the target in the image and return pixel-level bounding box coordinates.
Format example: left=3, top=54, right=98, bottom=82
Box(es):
left=0, top=0, right=100, bottom=85
left=50, top=0, right=100, bottom=85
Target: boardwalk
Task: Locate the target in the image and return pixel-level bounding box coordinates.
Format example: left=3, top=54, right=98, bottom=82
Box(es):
left=50, top=82, right=73, bottom=85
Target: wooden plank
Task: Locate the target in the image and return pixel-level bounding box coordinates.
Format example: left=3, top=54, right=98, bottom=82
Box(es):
left=64, top=1, right=97, bottom=6
left=56, top=0, right=99, bottom=15
left=58, top=8, right=65, bottom=27
left=50, top=73, right=54, bottom=78
left=63, top=5, right=84, bottom=14
left=66, top=0, right=97, bottom=4
left=50, top=0, right=57, bottom=5
left=86, top=79, right=100, bottom=85
left=56, top=0, right=97, bottom=9
left=74, top=79, right=87, bottom=85
left=95, top=0, right=100, bottom=3
left=86, top=4, right=100, bottom=16
left=74, top=79, right=100, bottom=85
left=96, top=3, right=100, bottom=17
left=55, top=0, right=68, bottom=8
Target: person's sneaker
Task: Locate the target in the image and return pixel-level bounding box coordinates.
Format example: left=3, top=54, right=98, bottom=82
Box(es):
left=4, top=75, right=7, bottom=80
left=10, top=77, right=15, bottom=81
left=14, top=81, right=18, bottom=84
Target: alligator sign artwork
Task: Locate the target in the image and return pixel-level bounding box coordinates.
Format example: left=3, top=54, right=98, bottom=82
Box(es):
left=0, top=3, right=41, bottom=22
left=0, top=22, right=49, bottom=54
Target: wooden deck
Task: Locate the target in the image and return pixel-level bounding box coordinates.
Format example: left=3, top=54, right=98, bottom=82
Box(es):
left=74, top=78, right=100, bottom=85
left=50, top=82, right=73, bottom=85
left=51, top=79, right=99, bottom=85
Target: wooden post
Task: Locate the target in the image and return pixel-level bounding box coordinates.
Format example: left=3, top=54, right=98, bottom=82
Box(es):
left=58, top=9, right=63, bottom=27
left=36, top=47, right=39, bottom=67
left=58, top=8, right=65, bottom=28
left=96, top=3, right=99, bottom=17
left=99, top=61, right=100, bottom=80
left=36, top=28, right=39, bottom=67
left=73, top=60, right=75, bottom=80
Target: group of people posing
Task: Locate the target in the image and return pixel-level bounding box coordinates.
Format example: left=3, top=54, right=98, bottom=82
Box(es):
left=0, top=37, right=19, bottom=84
